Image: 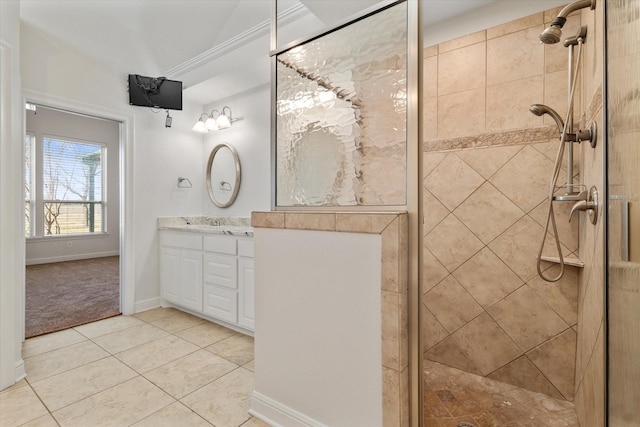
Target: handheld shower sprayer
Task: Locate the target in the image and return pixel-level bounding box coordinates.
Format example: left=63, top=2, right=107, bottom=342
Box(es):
left=529, top=104, right=565, bottom=135
left=540, top=0, right=596, bottom=44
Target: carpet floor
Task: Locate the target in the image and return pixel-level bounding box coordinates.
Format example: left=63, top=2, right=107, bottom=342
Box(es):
left=25, top=256, right=121, bottom=338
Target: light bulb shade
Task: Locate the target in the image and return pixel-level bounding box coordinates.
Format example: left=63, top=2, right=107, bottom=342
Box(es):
left=192, top=120, right=208, bottom=133
left=216, top=114, right=231, bottom=129
left=205, top=117, right=218, bottom=130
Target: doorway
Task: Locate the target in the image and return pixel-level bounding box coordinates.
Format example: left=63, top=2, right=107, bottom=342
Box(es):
left=24, top=104, right=121, bottom=338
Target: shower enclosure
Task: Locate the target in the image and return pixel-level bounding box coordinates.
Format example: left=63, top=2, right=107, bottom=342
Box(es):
left=270, top=0, right=638, bottom=425
left=606, top=0, right=640, bottom=425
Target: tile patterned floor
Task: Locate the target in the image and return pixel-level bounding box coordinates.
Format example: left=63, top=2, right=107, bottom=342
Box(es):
left=1, top=308, right=268, bottom=427
left=423, top=359, right=579, bottom=427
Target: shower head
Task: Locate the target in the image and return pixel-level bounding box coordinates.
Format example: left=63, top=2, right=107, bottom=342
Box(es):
left=530, top=104, right=565, bottom=134
left=540, top=24, right=563, bottom=44
left=540, top=0, right=596, bottom=44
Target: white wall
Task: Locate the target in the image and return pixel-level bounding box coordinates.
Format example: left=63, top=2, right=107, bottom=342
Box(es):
left=251, top=228, right=383, bottom=426
left=25, top=106, right=120, bottom=264
left=0, top=0, right=26, bottom=390
left=20, top=22, right=205, bottom=309
left=202, top=84, right=272, bottom=218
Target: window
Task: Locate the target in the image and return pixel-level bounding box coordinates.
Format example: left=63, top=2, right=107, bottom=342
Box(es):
left=24, top=134, right=35, bottom=237
left=25, top=136, right=107, bottom=237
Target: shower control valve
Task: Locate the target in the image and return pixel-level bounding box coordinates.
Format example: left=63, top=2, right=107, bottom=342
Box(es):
left=569, top=186, right=598, bottom=224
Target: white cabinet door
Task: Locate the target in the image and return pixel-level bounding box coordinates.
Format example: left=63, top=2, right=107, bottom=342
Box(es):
left=160, top=246, right=181, bottom=304
left=238, top=258, right=255, bottom=330
left=180, top=248, right=203, bottom=311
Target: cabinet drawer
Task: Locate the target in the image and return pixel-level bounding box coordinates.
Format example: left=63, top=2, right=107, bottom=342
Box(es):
left=204, top=253, right=237, bottom=289
left=160, top=231, right=202, bottom=250
left=237, top=239, right=254, bottom=258
left=204, top=235, right=236, bottom=254
left=203, top=285, right=237, bottom=323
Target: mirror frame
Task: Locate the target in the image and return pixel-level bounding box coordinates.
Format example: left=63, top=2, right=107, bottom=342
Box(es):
left=206, top=143, right=241, bottom=208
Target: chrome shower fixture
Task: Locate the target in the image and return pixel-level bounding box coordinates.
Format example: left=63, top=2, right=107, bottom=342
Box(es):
left=529, top=104, right=564, bottom=134
left=540, top=0, right=596, bottom=44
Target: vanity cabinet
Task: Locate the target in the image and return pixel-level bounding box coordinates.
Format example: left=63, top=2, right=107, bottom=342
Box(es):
left=159, top=231, right=203, bottom=312
left=159, top=230, right=254, bottom=332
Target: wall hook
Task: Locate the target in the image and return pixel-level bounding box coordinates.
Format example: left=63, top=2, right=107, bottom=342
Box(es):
left=177, top=177, right=192, bottom=188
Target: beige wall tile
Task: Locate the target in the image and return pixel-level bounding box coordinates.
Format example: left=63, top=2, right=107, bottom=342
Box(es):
left=527, top=329, right=577, bottom=400
left=527, top=265, right=579, bottom=326
left=544, top=69, right=582, bottom=128
left=425, top=335, right=483, bottom=376
left=453, top=247, right=524, bottom=308
left=488, top=285, right=568, bottom=352
left=487, top=26, right=544, bottom=86
left=487, top=355, right=564, bottom=399
left=422, top=189, right=449, bottom=235
left=382, top=367, right=401, bottom=427
left=437, top=87, right=486, bottom=139
left=424, top=276, right=483, bottom=333
left=544, top=15, right=582, bottom=74
left=530, top=196, right=579, bottom=254
left=423, top=55, right=438, bottom=98
left=422, top=248, right=449, bottom=293
left=487, top=13, right=543, bottom=39
left=486, top=76, right=544, bottom=132
left=454, top=182, right=525, bottom=244
left=423, top=44, right=438, bottom=58
left=425, top=214, right=484, bottom=272
left=435, top=313, right=521, bottom=376
left=251, top=212, right=284, bottom=229
left=423, top=96, right=438, bottom=141
left=336, top=213, right=397, bottom=234
left=489, top=146, right=554, bottom=213
left=439, top=30, right=485, bottom=53
left=423, top=151, right=447, bottom=177
left=456, top=145, right=522, bottom=179
left=422, top=306, right=449, bottom=351
left=438, top=42, right=485, bottom=96
left=381, top=291, right=402, bottom=370
left=425, top=153, right=485, bottom=211
left=284, top=212, right=336, bottom=231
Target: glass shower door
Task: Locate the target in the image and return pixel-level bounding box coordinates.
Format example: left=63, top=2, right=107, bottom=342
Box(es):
left=606, top=0, right=640, bottom=425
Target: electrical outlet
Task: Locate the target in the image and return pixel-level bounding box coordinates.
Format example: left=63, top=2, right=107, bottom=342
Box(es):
left=66, top=241, right=72, bottom=248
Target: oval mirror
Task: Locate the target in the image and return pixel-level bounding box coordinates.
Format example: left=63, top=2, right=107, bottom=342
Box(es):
left=206, top=143, right=241, bottom=208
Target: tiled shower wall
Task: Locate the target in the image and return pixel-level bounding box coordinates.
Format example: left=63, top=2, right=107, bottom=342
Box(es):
left=574, top=2, right=605, bottom=426
left=422, top=7, right=584, bottom=401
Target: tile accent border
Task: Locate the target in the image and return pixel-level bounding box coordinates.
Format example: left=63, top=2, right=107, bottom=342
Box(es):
left=252, top=211, right=410, bottom=427
left=424, top=125, right=558, bottom=153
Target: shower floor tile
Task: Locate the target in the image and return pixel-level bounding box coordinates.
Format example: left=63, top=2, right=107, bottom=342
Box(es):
left=423, top=360, right=579, bottom=427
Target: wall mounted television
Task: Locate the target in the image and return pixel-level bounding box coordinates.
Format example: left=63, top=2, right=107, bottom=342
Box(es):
left=128, top=74, right=183, bottom=110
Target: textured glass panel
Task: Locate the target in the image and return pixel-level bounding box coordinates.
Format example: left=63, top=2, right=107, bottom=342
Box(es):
left=276, top=2, right=407, bottom=207
left=607, top=0, right=640, bottom=424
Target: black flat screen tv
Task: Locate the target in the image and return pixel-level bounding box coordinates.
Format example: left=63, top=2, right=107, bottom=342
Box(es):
left=128, top=74, right=182, bottom=110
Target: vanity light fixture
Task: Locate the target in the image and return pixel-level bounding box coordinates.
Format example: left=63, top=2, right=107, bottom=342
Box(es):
left=192, top=106, right=236, bottom=133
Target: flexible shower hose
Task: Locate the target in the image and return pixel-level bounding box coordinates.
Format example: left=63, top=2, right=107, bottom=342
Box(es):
left=536, top=38, right=584, bottom=282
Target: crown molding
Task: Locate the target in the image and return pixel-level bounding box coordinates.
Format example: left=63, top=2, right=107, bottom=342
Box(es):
left=165, top=3, right=309, bottom=79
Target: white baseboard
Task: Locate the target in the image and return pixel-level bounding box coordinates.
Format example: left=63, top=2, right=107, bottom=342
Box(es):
left=250, top=391, right=327, bottom=427
left=26, top=250, right=120, bottom=265
left=14, top=359, right=26, bottom=384
left=134, top=297, right=162, bottom=314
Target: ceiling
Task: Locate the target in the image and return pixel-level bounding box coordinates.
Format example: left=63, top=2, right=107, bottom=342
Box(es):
left=19, top=0, right=497, bottom=105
